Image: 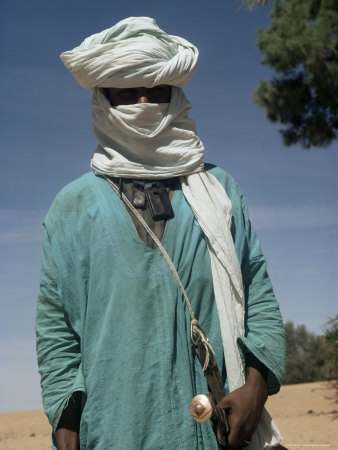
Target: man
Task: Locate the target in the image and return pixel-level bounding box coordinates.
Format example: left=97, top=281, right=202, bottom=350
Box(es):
left=36, top=17, right=285, bottom=450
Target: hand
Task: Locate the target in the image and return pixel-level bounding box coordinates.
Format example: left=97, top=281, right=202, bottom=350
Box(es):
left=217, top=366, right=268, bottom=449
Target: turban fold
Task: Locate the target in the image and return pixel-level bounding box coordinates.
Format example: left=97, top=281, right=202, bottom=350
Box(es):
left=60, top=17, right=199, bottom=89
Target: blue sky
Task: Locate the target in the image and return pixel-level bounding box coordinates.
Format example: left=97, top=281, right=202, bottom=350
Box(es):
left=1, top=0, right=337, bottom=412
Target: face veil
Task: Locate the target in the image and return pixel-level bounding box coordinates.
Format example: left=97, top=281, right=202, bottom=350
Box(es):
left=90, top=86, right=204, bottom=178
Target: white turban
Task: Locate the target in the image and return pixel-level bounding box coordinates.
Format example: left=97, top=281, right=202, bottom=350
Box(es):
left=60, top=16, right=199, bottom=90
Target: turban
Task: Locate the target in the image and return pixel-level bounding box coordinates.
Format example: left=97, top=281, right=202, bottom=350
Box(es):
left=60, top=16, right=199, bottom=90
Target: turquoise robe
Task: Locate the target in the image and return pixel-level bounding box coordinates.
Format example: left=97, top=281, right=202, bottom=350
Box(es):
left=36, top=165, right=285, bottom=449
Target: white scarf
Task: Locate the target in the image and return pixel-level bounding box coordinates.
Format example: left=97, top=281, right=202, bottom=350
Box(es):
left=61, top=17, right=282, bottom=449
left=90, top=88, right=281, bottom=449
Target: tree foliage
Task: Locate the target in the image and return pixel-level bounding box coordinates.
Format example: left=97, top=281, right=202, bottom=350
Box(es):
left=250, top=0, right=338, bottom=148
left=283, top=318, right=338, bottom=393
left=322, top=315, right=338, bottom=397
left=283, top=321, right=328, bottom=384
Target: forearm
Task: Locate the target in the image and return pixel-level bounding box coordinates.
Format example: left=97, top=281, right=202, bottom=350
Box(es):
left=240, top=254, right=286, bottom=393
left=245, top=353, right=268, bottom=399
left=245, top=365, right=268, bottom=405
left=55, top=392, right=81, bottom=450
left=55, top=429, right=79, bottom=450
left=37, top=224, right=86, bottom=430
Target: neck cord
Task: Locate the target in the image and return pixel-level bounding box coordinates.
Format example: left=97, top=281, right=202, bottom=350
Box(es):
left=105, top=176, right=214, bottom=370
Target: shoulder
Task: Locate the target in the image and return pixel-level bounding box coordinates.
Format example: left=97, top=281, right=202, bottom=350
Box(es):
left=55, top=171, right=103, bottom=199
left=44, top=172, right=105, bottom=225
left=204, top=163, right=244, bottom=205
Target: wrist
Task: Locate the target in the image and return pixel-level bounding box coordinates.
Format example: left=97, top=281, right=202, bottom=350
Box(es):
left=55, top=392, right=81, bottom=450
left=245, top=366, right=268, bottom=402
left=55, top=428, right=79, bottom=450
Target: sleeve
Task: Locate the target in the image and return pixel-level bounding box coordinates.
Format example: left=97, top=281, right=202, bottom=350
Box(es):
left=35, top=223, right=86, bottom=432
left=235, top=188, right=286, bottom=395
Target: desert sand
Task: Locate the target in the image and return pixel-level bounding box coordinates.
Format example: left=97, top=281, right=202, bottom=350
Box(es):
left=0, top=381, right=337, bottom=449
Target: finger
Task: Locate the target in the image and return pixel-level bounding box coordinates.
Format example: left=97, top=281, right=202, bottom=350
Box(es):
left=227, top=419, right=243, bottom=449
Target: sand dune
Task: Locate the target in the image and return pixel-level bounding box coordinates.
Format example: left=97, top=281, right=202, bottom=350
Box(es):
left=0, top=381, right=337, bottom=449
left=0, top=409, right=50, bottom=450
left=266, top=381, right=337, bottom=449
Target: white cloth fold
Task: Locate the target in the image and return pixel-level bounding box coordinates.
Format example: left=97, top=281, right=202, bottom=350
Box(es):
left=91, top=87, right=204, bottom=178
left=61, top=16, right=282, bottom=449
left=60, top=17, right=198, bottom=91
